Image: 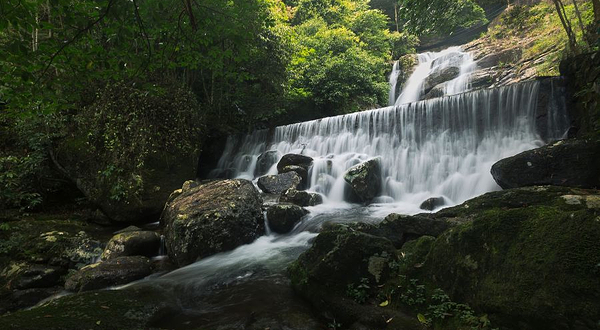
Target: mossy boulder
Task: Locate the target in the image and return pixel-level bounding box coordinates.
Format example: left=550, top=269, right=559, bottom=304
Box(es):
left=100, top=231, right=161, bottom=261
left=491, top=139, right=600, bottom=189
left=65, top=256, right=152, bottom=292
left=344, top=158, right=382, bottom=203
left=257, top=172, right=302, bottom=195
left=406, top=186, right=600, bottom=329
left=266, top=204, right=308, bottom=234
left=162, top=179, right=264, bottom=267
left=0, top=286, right=180, bottom=330
left=281, top=165, right=309, bottom=189
left=288, top=223, right=423, bottom=329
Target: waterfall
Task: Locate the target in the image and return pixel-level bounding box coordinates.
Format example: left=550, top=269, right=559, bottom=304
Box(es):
left=211, top=78, right=568, bottom=214
left=394, top=46, right=475, bottom=105
left=388, top=61, right=401, bottom=106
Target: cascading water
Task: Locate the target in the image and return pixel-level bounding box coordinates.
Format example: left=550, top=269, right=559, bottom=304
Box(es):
left=213, top=79, right=568, bottom=215
left=394, top=46, right=475, bottom=105
left=134, top=46, right=569, bottom=328
left=388, top=61, right=401, bottom=106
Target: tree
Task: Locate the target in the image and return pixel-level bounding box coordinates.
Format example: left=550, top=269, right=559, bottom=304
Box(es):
left=397, top=0, right=487, bottom=36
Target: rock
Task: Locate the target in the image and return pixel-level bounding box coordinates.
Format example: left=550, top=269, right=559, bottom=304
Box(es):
left=114, top=225, right=142, bottom=234
left=343, top=158, right=381, bottom=203
left=280, top=165, right=309, bottom=189
left=491, top=139, right=600, bottom=189
left=422, top=66, right=460, bottom=96
left=422, top=84, right=445, bottom=99
left=6, top=264, right=66, bottom=290
left=162, top=179, right=264, bottom=266
left=276, top=154, right=313, bottom=173
left=414, top=186, right=600, bottom=329
left=254, top=150, right=280, bottom=176
left=362, top=213, right=454, bottom=248
left=280, top=189, right=323, bottom=207
left=257, top=172, right=302, bottom=195
left=100, top=231, right=161, bottom=261
left=266, top=204, right=309, bottom=234
left=64, top=256, right=152, bottom=292
left=476, top=47, right=522, bottom=69
left=0, top=286, right=63, bottom=315
left=288, top=224, right=423, bottom=329
left=419, top=196, right=446, bottom=210
left=0, top=286, right=180, bottom=330
left=181, top=180, right=199, bottom=192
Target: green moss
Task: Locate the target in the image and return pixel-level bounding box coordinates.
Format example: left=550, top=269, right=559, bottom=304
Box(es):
left=0, top=287, right=175, bottom=330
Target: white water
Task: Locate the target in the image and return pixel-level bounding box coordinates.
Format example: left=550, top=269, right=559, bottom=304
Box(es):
left=394, top=46, right=475, bottom=105
left=388, top=61, right=401, bottom=106
left=213, top=80, right=567, bottom=216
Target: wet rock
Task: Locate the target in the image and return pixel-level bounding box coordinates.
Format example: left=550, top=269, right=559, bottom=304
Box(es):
left=276, top=154, right=313, bottom=173
left=6, top=264, right=66, bottom=290
left=280, top=165, right=309, bottom=189
left=162, top=179, right=264, bottom=266
left=65, top=256, right=152, bottom=292
left=267, top=204, right=309, bottom=234
left=491, top=139, right=600, bottom=189
left=288, top=224, right=422, bottom=329
left=181, top=179, right=199, bottom=192
left=114, top=225, right=142, bottom=234
left=419, top=196, right=446, bottom=211
left=257, top=172, right=302, bottom=195
left=422, top=66, right=460, bottom=96
left=362, top=213, right=454, bottom=248
left=255, top=150, right=280, bottom=176
left=101, top=231, right=161, bottom=261
left=343, top=158, right=381, bottom=203
left=280, top=189, right=323, bottom=207
left=422, top=84, right=445, bottom=99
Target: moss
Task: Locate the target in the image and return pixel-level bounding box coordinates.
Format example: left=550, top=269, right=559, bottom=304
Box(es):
left=425, top=201, right=600, bottom=327
left=0, top=287, right=176, bottom=330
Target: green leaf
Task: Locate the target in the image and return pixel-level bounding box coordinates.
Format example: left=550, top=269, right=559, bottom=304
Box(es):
left=417, top=313, right=428, bottom=324
left=379, top=300, right=389, bottom=307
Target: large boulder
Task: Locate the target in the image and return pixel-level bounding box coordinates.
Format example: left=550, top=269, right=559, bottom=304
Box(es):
left=422, top=66, right=460, bottom=96
left=491, top=139, right=600, bottom=189
left=276, top=154, right=313, bottom=173
left=343, top=158, right=382, bottom=203
left=254, top=150, right=280, bottom=177
left=100, top=231, right=161, bottom=261
left=416, top=186, right=600, bottom=329
left=64, top=256, right=152, bottom=292
left=257, top=172, right=302, bottom=195
left=266, top=204, right=308, bottom=234
left=288, top=224, right=423, bottom=329
left=280, top=189, right=323, bottom=207
left=161, top=179, right=264, bottom=266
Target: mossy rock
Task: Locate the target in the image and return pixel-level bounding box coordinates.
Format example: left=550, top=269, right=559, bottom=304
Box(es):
left=416, top=186, right=600, bottom=329
left=288, top=223, right=424, bottom=329
left=0, top=286, right=179, bottom=330
left=162, top=179, right=264, bottom=266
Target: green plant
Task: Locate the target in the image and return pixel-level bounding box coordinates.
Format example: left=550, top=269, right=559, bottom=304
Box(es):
left=346, top=277, right=371, bottom=304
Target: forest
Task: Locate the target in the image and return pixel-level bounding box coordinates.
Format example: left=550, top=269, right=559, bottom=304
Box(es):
left=0, top=0, right=599, bottom=329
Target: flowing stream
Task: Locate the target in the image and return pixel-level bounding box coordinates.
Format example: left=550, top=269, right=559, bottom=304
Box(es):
left=132, top=46, right=569, bottom=328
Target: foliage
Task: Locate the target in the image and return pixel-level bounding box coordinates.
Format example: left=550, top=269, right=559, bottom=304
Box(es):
left=346, top=277, right=371, bottom=303
left=397, top=0, right=487, bottom=36
left=487, top=1, right=595, bottom=75
left=287, top=0, right=405, bottom=115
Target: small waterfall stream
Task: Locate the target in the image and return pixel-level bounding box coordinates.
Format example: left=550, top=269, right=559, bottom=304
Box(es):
left=138, top=46, right=570, bottom=328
